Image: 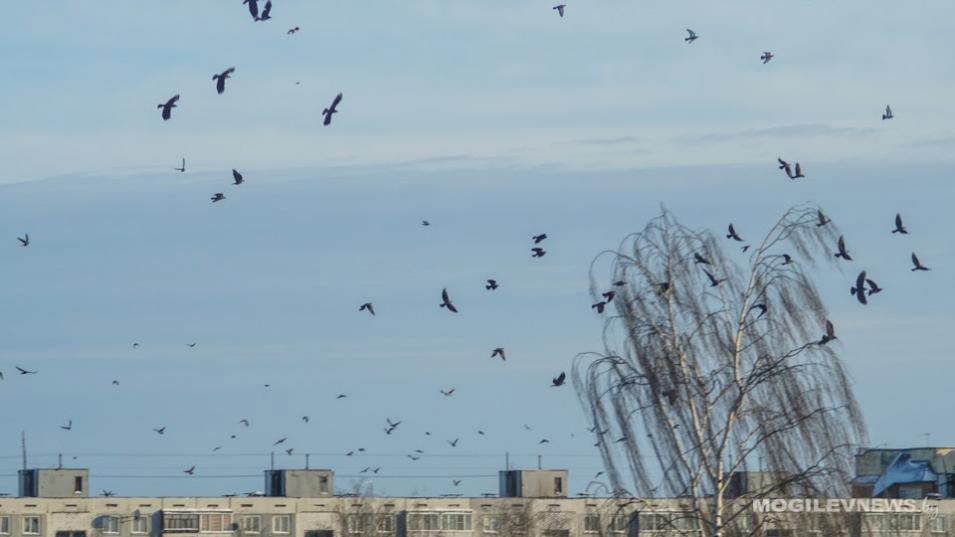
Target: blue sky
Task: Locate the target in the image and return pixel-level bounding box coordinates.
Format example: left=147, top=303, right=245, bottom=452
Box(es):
left=1, top=1, right=953, bottom=497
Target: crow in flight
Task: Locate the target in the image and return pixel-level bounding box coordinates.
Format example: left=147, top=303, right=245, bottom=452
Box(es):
left=491, top=347, right=506, bottom=361
left=850, top=271, right=868, bottom=305
left=440, top=288, right=458, bottom=313
left=834, top=236, right=852, bottom=261
left=552, top=372, right=566, bottom=387
left=882, top=105, right=893, bottom=120
left=485, top=279, right=498, bottom=290
left=158, top=95, right=179, bottom=121
left=174, top=158, right=185, bottom=173
left=16, top=366, right=36, bottom=375
left=726, top=224, right=744, bottom=242
left=243, top=0, right=259, bottom=20
left=532, top=233, right=547, bottom=244
left=213, top=67, right=235, bottom=95
left=323, top=93, right=343, bottom=126
left=892, top=214, right=908, bottom=234
left=359, top=302, right=375, bottom=316
left=685, top=29, right=698, bottom=43
left=552, top=5, right=565, bottom=17
left=18, top=234, right=29, bottom=247
left=256, top=0, right=272, bottom=20
left=232, top=169, right=244, bottom=185
left=911, top=253, right=931, bottom=271
left=819, top=320, right=837, bottom=345
left=211, top=193, right=226, bottom=203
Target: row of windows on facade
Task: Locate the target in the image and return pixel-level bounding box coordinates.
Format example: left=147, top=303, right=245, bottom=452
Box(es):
left=0, top=512, right=946, bottom=535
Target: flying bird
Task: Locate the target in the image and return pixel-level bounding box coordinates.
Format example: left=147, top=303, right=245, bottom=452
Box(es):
left=302, top=416, right=309, bottom=423
left=211, top=193, right=226, bottom=203
left=693, top=252, right=711, bottom=265
left=440, top=388, right=455, bottom=397
left=232, top=169, right=244, bottom=185
left=132, top=342, right=140, bottom=348
left=157, top=95, right=179, bottom=121
left=453, top=479, right=462, bottom=486
left=552, top=4, right=565, bottom=17
left=440, top=288, right=458, bottom=313
left=726, top=224, right=743, bottom=242
left=702, top=269, right=726, bottom=287
left=17, top=234, right=29, bottom=247
left=213, top=67, right=235, bottom=95
left=184, top=466, right=196, bottom=475
left=911, top=253, right=931, bottom=271
left=239, top=419, right=250, bottom=427
left=685, top=29, right=698, bottom=43
left=322, top=92, right=343, bottom=126
left=602, top=291, right=615, bottom=302
left=287, top=26, right=300, bottom=35
left=591, top=301, right=606, bottom=314
left=834, top=236, right=852, bottom=261
left=187, top=343, right=197, bottom=348
left=16, top=366, right=36, bottom=375
left=612, top=280, right=626, bottom=286
left=538, top=439, right=550, bottom=444
left=60, top=420, right=72, bottom=431
left=153, top=426, right=166, bottom=435
left=485, top=279, right=499, bottom=290
left=866, top=278, right=883, bottom=295
left=174, top=158, right=186, bottom=173
left=448, top=438, right=459, bottom=447
left=112, top=380, right=119, bottom=385
left=242, top=0, right=259, bottom=20
left=792, top=162, right=805, bottom=179
left=892, top=214, right=908, bottom=234
left=819, top=320, right=837, bottom=345
left=285, top=448, right=293, bottom=455
left=816, top=210, right=831, bottom=227
left=491, top=347, right=506, bottom=361
left=761, top=51, right=774, bottom=64
left=532, top=233, right=547, bottom=244
left=359, top=302, right=375, bottom=316
left=336, top=394, right=347, bottom=399
left=882, top=105, right=893, bottom=120
left=421, top=220, right=431, bottom=226
left=273, top=438, right=287, bottom=446
left=256, top=0, right=272, bottom=20
left=552, top=372, right=566, bottom=387
left=750, top=303, right=768, bottom=319
left=531, top=247, right=546, bottom=258
left=850, top=271, right=868, bottom=305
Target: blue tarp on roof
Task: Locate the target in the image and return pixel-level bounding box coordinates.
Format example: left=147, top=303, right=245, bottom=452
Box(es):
left=872, top=453, right=938, bottom=496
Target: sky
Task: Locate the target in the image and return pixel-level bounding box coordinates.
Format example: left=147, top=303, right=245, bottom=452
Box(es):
left=1, top=0, right=954, bottom=498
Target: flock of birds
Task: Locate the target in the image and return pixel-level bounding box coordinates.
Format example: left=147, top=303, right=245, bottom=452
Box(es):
left=1, top=0, right=937, bottom=497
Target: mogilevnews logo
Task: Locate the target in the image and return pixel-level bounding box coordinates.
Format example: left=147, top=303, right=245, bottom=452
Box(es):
left=752, top=498, right=940, bottom=519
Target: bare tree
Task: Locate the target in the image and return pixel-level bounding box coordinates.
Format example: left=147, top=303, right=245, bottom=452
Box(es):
left=574, top=204, right=867, bottom=537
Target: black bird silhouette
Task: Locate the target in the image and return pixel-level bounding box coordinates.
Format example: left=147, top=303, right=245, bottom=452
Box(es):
left=16, top=366, right=36, bottom=375
left=448, top=438, right=459, bottom=447
left=892, top=214, right=908, bottom=234
left=174, top=158, right=186, bottom=173
left=602, top=291, right=615, bottom=302
left=212, top=446, right=222, bottom=452
left=184, top=465, right=196, bottom=475
left=112, top=380, right=119, bottom=385
left=816, top=210, right=831, bottom=227
left=287, top=26, right=300, bottom=35
left=407, top=455, right=420, bottom=461
left=911, top=253, right=931, bottom=271
left=18, top=234, right=29, bottom=247
left=531, top=247, right=546, bottom=257
left=132, top=342, right=140, bottom=348
left=761, top=51, right=774, bottom=64
left=440, top=388, right=455, bottom=397
left=60, top=420, right=72, bottom=431
left=693, top=252, right=711, bottom=265
left=453, top=479, right=462, bottom=486
left=323, top=92, right=343, bottom=126
left=485, top=279, right=499, bottom=290
left=750, top=303, right=767, bottom=319
left=239, top=419, right=250, bottom=427
left=491, top=347, right=506, bottom=361
left=591, top=301, right=606, bottom=314
left=850, top=271, right=868, bottom=305
left=242, top=0, right=259, bottom=20
left=273, top=437, right=287, bottom=446
left=256, top=0, right=272, bottom=20
left=157, top=95, right=179, bottom=121
left=552, top=5, right=565, bottom=17
left=834, top=236, right=852, bottom=261
left=882, top=105, right=893, bottom=120
left=285, top=448, right=293, bottom=455
left=702, top=269, right=726, bottom=287
left=187, top=343, right=197, bottom=348
left=685, top=29, right=698, bottom=43
left=153, top=426, right=166, bottom=435
left=781, top=254, right=793, bottom=265
left=726, top=224, right=744, bottom=242
left=386, top=418, right=401, bottom=428
left=232, top=169, right=244, bottom=185
left=213, top=67, right=235, bottom=95
left=302, top=416, right=309, bottom=423
left=741, top=245, right=750, bottom=253
left=440, top=288, right=458, bottom=313
left=421, top=220, right=431, bottom=226
left=532, top=233, right=547, bottom=244
left=477, top=430, right=485, bottom=435
left=612, top=280, right=626, bottom=286
left=211, top=193, right=226, bottom=203
left=819, top=320, right=837, bottom=344
left=538, top=439, right=550, bottom=444
left=866, top=278, right=883, bottom=295
left=552, top=371, right=566, bottom=387
left=359, top=302, right=375, bottom=316
left=102, top=490, right=114, bottom=497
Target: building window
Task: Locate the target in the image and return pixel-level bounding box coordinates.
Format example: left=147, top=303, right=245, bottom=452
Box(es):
left=584, top=514, right=601, bottom=533
left=930, top=515, right=946, bottom=533
left=74, top=476, right=84, bottom=494
left=346, top=514, right=365, bottom=535
left=199, top=514, right=231, bottom=533
left=23, top=517, right=41, bottom=535
left=164, top=514, right=199, bottom=532
left=441, top=513, right=471, bottom=531
left=103, top=517, right=121, bottom=534
left=554, top=477, right=563, bottom=495
left=132, top=516, right=149, bottom=534
left=272, top=515, right=290, bottom=534
left=610, top=514, right=630, bottom=533
left=319, top=476, right=329, bottom=494
left=375, top=515, right=394, bottom=534
left=0, top=517, right=10, bottom=535
left=482, top=515, right=501, bottom=533
left=240, top=516, right=261, bottom=533
left=407, top=513, right=440, bottom=531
